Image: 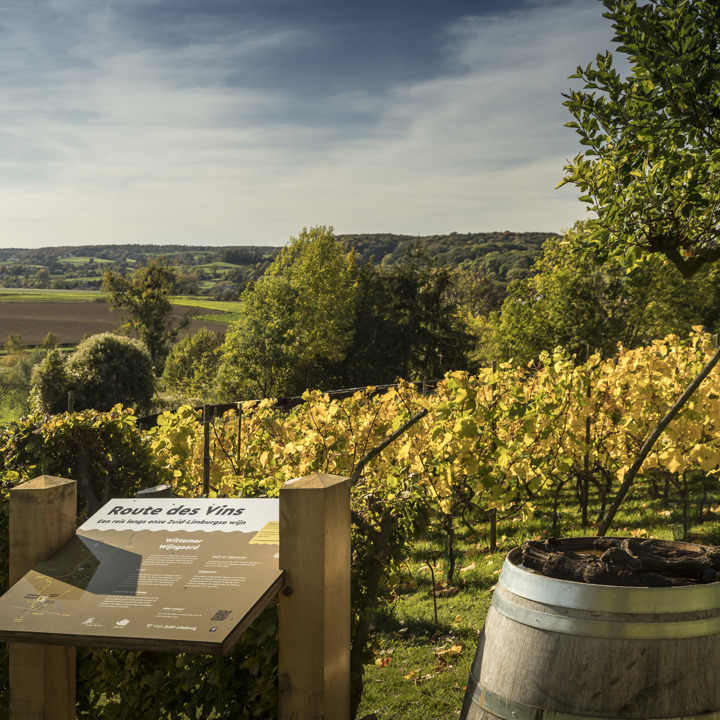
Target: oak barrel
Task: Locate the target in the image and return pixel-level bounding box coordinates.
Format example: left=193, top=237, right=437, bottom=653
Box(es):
left=461, top=537, right=720, bottom=720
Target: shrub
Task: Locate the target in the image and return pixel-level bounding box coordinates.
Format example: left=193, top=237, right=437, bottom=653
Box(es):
left=31, top=334, right=155, bottom=414
left=29, top=348, right=69, bottom=414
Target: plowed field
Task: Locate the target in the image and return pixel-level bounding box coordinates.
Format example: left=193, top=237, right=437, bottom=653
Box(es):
left=0, top=303, right=228, bottom=346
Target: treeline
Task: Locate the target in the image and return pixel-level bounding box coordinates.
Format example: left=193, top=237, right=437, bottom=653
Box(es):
left=341, top=230, right=551, bottom=279
left=159, top=223, right=720, bottom=405
left=0, top=230, right=553, bottom=296
left=8, top=220, right=720, bottom=420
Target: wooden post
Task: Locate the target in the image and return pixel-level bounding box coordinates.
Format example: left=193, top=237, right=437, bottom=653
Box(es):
left=9, top=475, right=77, bottom=720
left=278, top=473, right=351, bottom=720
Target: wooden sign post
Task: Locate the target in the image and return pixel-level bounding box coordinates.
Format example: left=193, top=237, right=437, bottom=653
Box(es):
left=9, top=475, right=77, bottom=720
left=4, top=472, right=352, bottom=719
left=279, top=473, right=351, bottom=720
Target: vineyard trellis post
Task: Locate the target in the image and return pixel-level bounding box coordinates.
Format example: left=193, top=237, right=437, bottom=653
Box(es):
left=202, top=404, right=210, bottom=496
left=489, top=360, right=497, bottom=553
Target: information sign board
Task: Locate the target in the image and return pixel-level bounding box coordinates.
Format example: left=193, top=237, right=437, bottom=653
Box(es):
left=0, top=498, right=283, bottom=654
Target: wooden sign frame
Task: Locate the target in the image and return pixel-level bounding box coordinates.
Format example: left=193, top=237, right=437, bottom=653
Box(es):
left=3, top=473, right=351, bottom=720
left=0, top=496, right=283, bottom=654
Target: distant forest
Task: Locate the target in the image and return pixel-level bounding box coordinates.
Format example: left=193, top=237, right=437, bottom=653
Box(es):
left=0, top=231, right=556, bottom=297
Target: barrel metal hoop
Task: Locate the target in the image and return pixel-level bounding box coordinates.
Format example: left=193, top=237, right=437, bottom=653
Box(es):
left=491, top=590, right=720, bottom=639
left=471, top=681, right=720, bottom=720
left=500, top=555, right=720, bottom=615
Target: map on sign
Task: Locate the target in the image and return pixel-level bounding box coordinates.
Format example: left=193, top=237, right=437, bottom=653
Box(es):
left=0, top=498, right=283, bottom=654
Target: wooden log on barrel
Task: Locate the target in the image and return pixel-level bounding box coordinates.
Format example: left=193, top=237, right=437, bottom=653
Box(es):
left=460, top=537, right=720, bottom=720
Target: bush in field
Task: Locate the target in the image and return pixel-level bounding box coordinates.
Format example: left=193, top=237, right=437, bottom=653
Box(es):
left=30, top=333, right=155, bottom=414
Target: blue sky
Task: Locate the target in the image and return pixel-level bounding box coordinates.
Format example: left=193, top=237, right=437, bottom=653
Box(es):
left=0, top=0, right=616, bottom=248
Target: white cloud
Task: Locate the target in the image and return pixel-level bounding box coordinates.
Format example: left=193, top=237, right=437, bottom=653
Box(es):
left=0, top=0, right=615, bottom=247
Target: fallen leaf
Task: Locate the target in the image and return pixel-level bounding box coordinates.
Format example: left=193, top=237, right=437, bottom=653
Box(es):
left=437, top=643, right=464, bottom=657
left=433, top=585, right=460, bottom=598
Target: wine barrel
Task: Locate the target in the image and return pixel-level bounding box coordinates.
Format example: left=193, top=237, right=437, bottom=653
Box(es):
left=461, top=537, right=720, bottom=720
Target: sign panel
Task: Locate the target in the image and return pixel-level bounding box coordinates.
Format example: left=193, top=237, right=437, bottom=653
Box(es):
left=0, top=498, right=283, bottom=654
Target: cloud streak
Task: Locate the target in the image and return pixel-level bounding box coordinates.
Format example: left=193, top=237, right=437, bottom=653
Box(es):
left=0, top=0, right=616, bottom=247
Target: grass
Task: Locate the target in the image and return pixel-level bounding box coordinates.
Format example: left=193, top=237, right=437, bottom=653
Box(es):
left=196, top=261, right=242, bottom=269
left=356, top=474, right=720, bottom=719
left=357, top=544, right=501, bottom=719
left=0, top=398, right=19, bottom=424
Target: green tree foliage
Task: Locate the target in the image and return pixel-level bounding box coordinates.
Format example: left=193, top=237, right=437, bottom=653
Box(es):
left=560, top=0, right=720, bottom=278
left=490, top=222, right=720, bottom=365
left=560, top=0, right=720, bottom=532
left=41, top=332, right=59, bottom=350
left=28, top=349, right=69, bottom=414
left=365, top=249, right=471, bottom=382
left=0, top=335, right=47, bottom=415
left=218, top=233, right=477, bottom=399
left=103, top=257, right=191, bottom=374
left=326, top=247, right=474, bottom=388
left=30, top=334, right=155, bottom=414
left=218, top=226, right=358, bottom=399
left=161, top=328, right=224, bottom=402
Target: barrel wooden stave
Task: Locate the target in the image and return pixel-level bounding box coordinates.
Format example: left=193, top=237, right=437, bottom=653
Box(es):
left=462, top=539, right=720, bottom=720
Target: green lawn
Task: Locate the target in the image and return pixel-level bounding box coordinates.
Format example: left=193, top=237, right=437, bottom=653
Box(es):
left=173, top=297, right=243, bottom=324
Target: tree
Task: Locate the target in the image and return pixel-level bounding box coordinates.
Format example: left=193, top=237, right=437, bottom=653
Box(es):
left=492, top=222, right=720, bottom=365
left=28, top=349, right=69, bottom=414
left=161, top=328, right=224, bottom=402
left=311, top=251, right=474, bottom=387
left=102, top=257, right=191, bottom=374
left=218, top=226, right=358, bottom=399
left=0, top=334, right=46, bottom=416
left=561, top=0, right=720, bottom=278
left=30, top=334, right=155, bottom=414
left=560, top=0, right=720, bottom=533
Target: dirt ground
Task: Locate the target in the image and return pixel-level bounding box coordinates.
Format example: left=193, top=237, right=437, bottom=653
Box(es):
left=0, top=302, right=228, bottom=346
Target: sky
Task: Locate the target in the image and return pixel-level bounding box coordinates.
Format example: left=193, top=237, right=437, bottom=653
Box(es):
left=0, top=0, right=618, bottom=249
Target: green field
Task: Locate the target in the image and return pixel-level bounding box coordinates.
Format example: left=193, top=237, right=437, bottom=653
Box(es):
left=0, top=289, right=105, bottom=302
left=196, top=261, right=243, bottom=270
left=172, top=296, right=243, bottom=323
left=57, top=256, right=113, bottom=265
left=0, top=289, right=242, bottom=318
